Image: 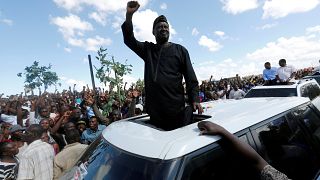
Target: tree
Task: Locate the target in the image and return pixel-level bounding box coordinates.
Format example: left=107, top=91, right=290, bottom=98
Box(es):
left=17, top=61, right=59, bottom=93
left=95, top=47, right=132, bottom=116
left=131, top=78, right=144, bottom=92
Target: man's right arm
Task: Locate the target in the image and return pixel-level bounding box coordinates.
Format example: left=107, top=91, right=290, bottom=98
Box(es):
left=121, top=1, right=146, bottom=60
left=262, top=70, right=268, bottom=80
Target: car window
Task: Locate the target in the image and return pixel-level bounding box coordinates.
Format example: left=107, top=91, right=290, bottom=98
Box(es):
left=244, top=88, right=297, bottom=98
left=300, top=83, right=320, bottom=100
left=75, top=138, right=180, bottom=180
left=292, top=103, right=320, bottom=149
left=303, top=76, right=320, bottom=85
left=252, top=113, right=320, bottom=180
left=181, top=134, right=260, bottom=180
left=312, top=96, right=320, bottom=115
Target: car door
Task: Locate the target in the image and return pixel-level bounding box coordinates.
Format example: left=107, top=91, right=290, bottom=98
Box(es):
left=178, top=129, right=260, bottom=180
left=250, top=103, right=320, bottom=180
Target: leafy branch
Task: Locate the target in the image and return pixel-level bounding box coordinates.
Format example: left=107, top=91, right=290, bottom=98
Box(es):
left=94, top=47, right=132, bottom=116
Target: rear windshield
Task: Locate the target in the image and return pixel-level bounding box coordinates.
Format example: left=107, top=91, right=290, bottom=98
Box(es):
left=75, top=137, right=181, bottom=180
left=244, top=88, right=297, bottom=98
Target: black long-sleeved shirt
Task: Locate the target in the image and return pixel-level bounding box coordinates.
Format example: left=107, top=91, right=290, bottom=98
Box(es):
left=121, top=21, right=199, bottom=119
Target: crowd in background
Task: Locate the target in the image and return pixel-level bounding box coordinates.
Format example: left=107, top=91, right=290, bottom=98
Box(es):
left=0, top=63, right=317, bottom=179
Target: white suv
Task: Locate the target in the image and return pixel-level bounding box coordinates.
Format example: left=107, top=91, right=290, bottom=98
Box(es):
left=62, top=97, right=320, bottom=180
left=244, top=78, right=320, bottom=100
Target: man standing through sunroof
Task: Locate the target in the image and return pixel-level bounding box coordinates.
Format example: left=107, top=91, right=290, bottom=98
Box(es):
left=121, top=1, right=203, bottom=130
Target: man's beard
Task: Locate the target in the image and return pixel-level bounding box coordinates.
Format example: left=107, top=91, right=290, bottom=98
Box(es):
left=156, top=36, right=169, bottom=44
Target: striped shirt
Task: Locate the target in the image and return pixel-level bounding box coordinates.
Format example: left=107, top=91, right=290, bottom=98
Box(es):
left=0, top=161, right=18, bottom=180
left=17, top=139, right=54, bottom=180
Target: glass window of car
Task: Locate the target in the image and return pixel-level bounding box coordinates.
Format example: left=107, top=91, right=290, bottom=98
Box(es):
left=291, top=103, right=320, bottom=151
left=252, top=113, right=320, bottom=180
left=300, top=83, right=320, bottom=100
left=244, top=88, right=297, bottom=98
left=74, top=137, right=181, bottom=180
left=180, top=134, right=260, bottom=180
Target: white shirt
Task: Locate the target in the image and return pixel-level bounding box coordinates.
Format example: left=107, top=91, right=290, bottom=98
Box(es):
left=276, top=65, right=296, bottom=81
left=217, top=90, right=226, bottom=100
left=17, top=139, right=54, bottom=180
left=16, top=142, right=28, bottom=159
left=0, top=114, right=17, bottom=125
left=28, top=112, right=40, bottom=125
left=230, top=89, right=246, bottom=100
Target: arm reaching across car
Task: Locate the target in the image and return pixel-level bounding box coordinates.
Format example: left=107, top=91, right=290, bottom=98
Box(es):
left=198, top=121, right=290, bottom=180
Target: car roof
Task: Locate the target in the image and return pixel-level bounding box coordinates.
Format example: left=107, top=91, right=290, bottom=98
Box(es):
left=251, top=79, right=318, bottom=90
left=303, top=75, right=320, bottom=78
left=102, top=97, right=310, bottom=160
left=252, top=85, right=297, bottom=89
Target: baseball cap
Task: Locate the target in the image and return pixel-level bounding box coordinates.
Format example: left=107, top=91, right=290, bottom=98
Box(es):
left=77, top=120, right=86, bottom=126
left=135, top=104, right=143, bottom=112
left=9, top=124, right=25, bottom=133
left=153, top=15, right=168, bottom=30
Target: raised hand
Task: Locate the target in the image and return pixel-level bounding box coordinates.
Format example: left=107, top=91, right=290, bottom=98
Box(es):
left=127, top=1, right=140, bottom=15
left=132, top=89, right=139, bottom=98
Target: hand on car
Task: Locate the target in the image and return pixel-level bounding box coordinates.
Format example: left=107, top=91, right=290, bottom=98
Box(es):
left=198, top=121, right=225, bottom=135
left=193, top=102, right=203, bottom=114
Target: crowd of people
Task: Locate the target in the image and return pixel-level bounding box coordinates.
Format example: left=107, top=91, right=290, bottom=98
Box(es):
left=0, top=86, right=144, bottom=179
left=1, top=0, right=319, bottom=178
left=0, top=63, right=317, bottom=179
left=198, top=59, right=316, bottom=102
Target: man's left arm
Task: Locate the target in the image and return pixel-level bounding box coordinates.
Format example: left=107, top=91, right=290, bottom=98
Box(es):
left=182, top=47, right=203, bottom=114
left=290, top=65, right=297, bottom=79
left=287, top=65, right=297, bottom=82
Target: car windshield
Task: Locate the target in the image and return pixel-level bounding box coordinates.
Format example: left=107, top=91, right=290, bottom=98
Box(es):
left=244, top=88, right=297, bottom=98
left=304, top=76, right=320, bottom=84
left=75, top=137, right=181, bottom=180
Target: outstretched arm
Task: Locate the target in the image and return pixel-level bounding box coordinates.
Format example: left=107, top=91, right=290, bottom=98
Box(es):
left=121, top=1, right=146, bottom=60
left=125, top=1, right=140, bottom=22
left=198, top=121, right=267, bottom=171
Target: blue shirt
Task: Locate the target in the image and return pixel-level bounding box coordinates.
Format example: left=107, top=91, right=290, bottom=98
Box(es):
left=86, top=106, right=95, bottom=119
left=81, top=124, right=106, bottom=144
left=263, top=67, right=277, bottom=80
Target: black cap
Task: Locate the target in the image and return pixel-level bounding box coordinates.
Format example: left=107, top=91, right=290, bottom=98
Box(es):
left=153, top=15, right=168, bottom=29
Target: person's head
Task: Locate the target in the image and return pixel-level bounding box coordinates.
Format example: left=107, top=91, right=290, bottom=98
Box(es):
left=0, top=142, right=18, bottom=157
left=110, top=110, right=121, bottom=121
left=50, top=102, right=58, bottom=113
left=218, top=83, right=225, bottom=90
left=64, top=122, right=76, bottom=132
left=134, top=104, right=143, bottom=116
left=233, top=84, right=239, bottom=91
left=72, top=108, right=82, bottom=119
left=89, top=116, right=99, bottom=130
left=65, top=129, right=81, bottom=144
left=24, top=124, right=44, bottom=144
left=40, top=118, right=50, bottom=131
left=152, top=15, right=169, bottom=44
left=264, top=62, right=271, bottom=69
left=9, top=124, right=25, bottom=142
left=279, top=59, right=286, bottom=67
left=41, top=132, right=49, bottom=143
left=39, top=107, right=50, bottom=118
left=77, top=120, right=86, bottom=134
left=0, top=123, right=11, bottom=139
